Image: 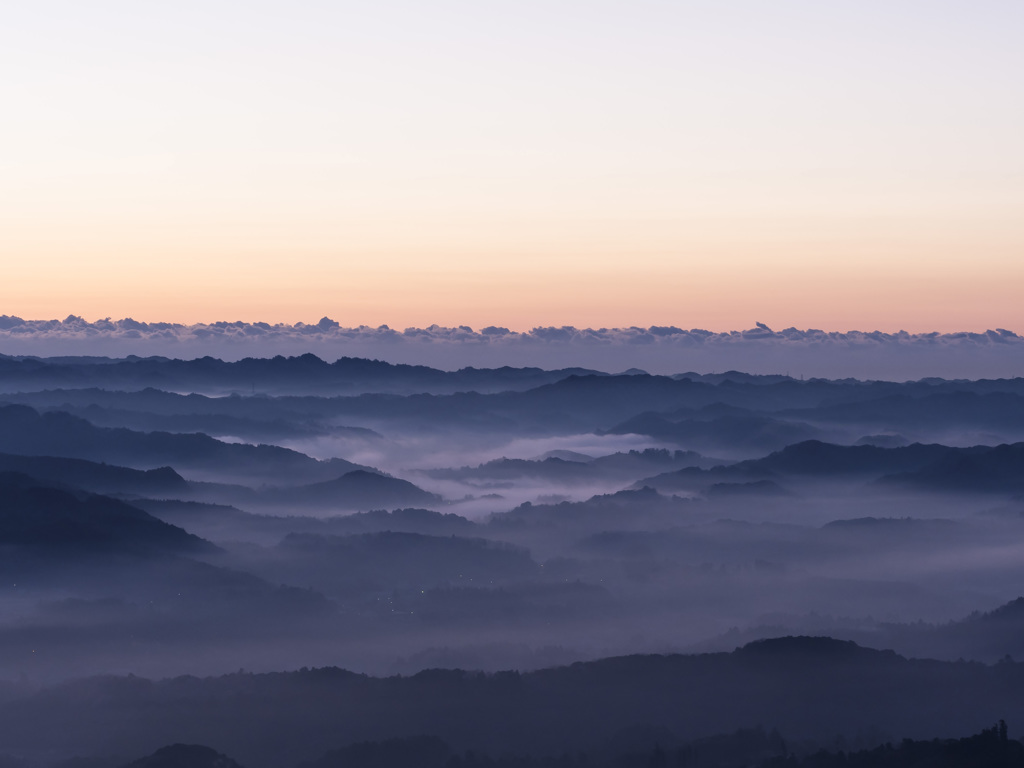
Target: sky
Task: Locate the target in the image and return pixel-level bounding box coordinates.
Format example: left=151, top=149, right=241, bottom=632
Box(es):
left=2, top=1, right=1022, bottom=333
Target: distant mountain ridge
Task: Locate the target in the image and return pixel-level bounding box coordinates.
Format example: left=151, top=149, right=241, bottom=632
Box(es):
left=3, top=319, right=1023, bottom=378
left=0, top=351, right=602, bottom=395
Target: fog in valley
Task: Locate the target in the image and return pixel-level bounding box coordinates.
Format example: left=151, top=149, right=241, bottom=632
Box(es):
left=3, top=352, right=1024, bottom=766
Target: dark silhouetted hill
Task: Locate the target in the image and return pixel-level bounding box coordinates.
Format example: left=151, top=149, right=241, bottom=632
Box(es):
left=0, top=472, right=212, bottom=556
left=259, top=470, right=442, bottom=510
left=589, top=447, right=711, bottom=473
left=2, top=387, right=381, bottom=442
left=0, top=404, right=366, bottom=484
left=0, top=453, right=187, bottom=496
left=761, top=722, right=1024, bottom=768
left=879, top=443, right=1024, bottom=493
left=120, top=744, right=244, bottom=768
left=881, top=596, right=1024, bottom=663
left=693, top=596, right=1024, bottom=665
left=135, top=501, right=476, bottom=546
left=4, top=640, right=1024, bottom=768
left=633, top=441, right=994, bottom=494
left=0, top=353, right=603, bottom=396
left=783, top=390, right=1024, bottom=431
left=743, top=441, right=955, bottom=475
left=488, top=487, right=695, bottom=532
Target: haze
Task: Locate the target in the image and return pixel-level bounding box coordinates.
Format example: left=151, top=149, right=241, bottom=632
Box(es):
left=5, top=352, right=1024, bottom=766
left=5, top=3, right=1024, bottom=765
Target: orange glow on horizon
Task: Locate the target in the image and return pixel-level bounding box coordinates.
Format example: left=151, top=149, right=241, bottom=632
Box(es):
left=2, top=3, right=1021, bottom=335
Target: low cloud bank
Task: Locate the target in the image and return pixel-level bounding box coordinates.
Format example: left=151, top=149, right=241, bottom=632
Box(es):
left=2, top=316, right=1022, bottom=379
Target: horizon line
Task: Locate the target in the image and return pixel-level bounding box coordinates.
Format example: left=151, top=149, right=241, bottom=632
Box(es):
left=2, top=314, right=1021, bottom=338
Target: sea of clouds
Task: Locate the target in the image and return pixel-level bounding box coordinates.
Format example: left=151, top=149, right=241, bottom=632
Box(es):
left=2, top=315, right=1023, bottom=380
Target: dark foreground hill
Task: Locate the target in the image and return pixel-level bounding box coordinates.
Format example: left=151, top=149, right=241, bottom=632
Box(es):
left=4, top=638, right=1024, bottom=768
left=125, top=724, right=1024, bottom=768
left=0, top=472, right=210, bottom=557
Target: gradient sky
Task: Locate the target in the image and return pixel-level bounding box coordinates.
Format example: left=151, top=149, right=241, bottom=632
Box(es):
left=2, top=1, right=1022, bottom=332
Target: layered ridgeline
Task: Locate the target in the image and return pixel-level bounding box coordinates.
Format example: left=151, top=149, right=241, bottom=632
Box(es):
left=2, top=639, right=1024, bottom=768
left=0, top=350, right=601, bottom=396
left=3, top=352, right=1024, bottom=762
left=66, top=725, right=1024, bottom=768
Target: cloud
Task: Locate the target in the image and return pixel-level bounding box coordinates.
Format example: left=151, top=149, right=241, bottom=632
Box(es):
left=1, top=316, right=1022, bottom=380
